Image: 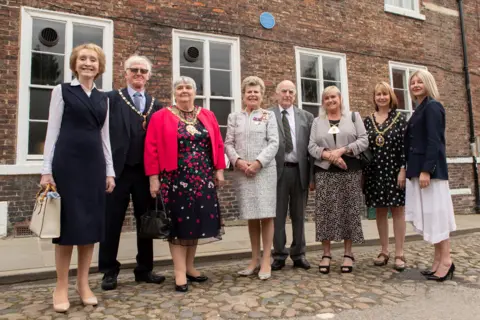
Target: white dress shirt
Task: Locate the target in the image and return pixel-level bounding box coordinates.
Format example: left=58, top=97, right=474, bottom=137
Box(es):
left=127, top=86, right=146, bottom=113
left=42, top=78, right=115, bottom=177
left=278, top=105, right=298, bottom=163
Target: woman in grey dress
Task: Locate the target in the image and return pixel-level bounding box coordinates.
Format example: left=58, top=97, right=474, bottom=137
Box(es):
left=225, top=76, right=279, bottom=280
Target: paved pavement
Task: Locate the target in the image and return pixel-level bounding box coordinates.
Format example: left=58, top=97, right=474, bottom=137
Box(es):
left=0, top=232, right=480, bottom=319
left=1, top=214, right=480, bottom=281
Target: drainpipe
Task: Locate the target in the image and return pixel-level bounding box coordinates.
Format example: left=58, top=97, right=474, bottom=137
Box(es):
left=457, top=0, right=480, bottom=212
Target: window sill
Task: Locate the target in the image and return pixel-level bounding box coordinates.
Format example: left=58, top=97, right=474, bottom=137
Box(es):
left=384, top=4, right=426, bottom=21
left=0, top=164, right=42, bottom=175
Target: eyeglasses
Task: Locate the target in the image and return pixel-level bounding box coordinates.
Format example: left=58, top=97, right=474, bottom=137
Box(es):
left=281, top=89, right=295, bottom=94
left=128, top=68, right=149, bottom=74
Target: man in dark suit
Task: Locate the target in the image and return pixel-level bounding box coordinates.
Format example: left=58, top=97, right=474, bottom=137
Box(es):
left=269, top=80, right=314, bottom=271
left=99, top=55, right=165, bottom=290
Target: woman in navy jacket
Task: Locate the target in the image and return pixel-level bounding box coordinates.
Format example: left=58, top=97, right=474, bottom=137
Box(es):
left=404, top=70, right=456, bottom=282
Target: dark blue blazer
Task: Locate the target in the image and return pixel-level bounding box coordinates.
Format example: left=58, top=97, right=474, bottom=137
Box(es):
left=404, top=96, right=448, bottom=180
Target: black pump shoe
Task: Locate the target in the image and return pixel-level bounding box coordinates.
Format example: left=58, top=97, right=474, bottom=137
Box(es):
left=175, top=283, right=189, bottom=292
left=420, top=269, right=436, bottom=276
left=426, top=263, right=455, bottom=282
left=186, top=274, right=208, bottom=283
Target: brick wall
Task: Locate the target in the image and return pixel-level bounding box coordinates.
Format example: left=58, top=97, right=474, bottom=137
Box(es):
left=0, top=0, right=479, bottom=235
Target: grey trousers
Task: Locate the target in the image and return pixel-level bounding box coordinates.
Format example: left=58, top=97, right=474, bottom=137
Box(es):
left=272, top=166, right=307, bottom=261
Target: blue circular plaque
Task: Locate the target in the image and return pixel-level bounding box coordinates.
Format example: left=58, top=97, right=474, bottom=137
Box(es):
left=260, top=12, right=275, bottom=29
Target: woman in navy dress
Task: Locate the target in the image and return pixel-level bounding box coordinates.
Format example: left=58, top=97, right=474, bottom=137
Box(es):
left=40, top=43, right=115, bottom=312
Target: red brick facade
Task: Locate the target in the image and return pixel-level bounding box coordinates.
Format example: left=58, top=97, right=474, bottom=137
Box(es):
left=0, top=1, right=479, bottom=236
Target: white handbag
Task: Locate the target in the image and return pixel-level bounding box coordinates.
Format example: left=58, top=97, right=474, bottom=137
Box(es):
left=29, top=184, right=61, bottom=239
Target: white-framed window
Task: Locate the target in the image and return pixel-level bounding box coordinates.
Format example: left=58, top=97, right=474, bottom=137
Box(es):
left=384, top=0, right=425, bottom=20
left=172, top=30, right=241, bottom=139
left=389, top=61, right=427, bottom=116
left=17, top=7, right=113, bottom=164
left=295, top=47, right=350, bottom=117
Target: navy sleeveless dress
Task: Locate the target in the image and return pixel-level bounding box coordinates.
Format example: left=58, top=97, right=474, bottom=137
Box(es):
left=52, top=84, right=108, bottom=245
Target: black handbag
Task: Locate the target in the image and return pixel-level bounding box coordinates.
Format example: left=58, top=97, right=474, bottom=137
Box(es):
left=139, top=194, right=171, bottom=239
left=351, top=112, right=374, bottom=168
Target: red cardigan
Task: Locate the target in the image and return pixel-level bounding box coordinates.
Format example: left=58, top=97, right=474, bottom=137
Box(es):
left=144, top=107, right=226, bottom=175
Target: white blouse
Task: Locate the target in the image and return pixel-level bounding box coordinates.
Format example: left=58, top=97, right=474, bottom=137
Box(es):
left=41, top=79, right=115, bottom=177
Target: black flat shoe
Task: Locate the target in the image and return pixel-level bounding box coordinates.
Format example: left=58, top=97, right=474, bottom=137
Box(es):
left=175, top=283, right=188, bottom=292
left=271, top=259, right=286, bottom=271
left=426, top=263, right=455, bottom=282
left=293, top=257, right=311, bottom=270
left=341, top=255, right=355, bottom=274
left=135, top=271, right=166, bottom=284
left=101, top=273, right=118, bottom=291
left=319, top=255, right=332, bottom=274
left=186, top=274, right=208, bottom=283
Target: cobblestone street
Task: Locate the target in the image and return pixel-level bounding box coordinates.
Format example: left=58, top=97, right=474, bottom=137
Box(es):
left=1, top=233, right=480, bottom=320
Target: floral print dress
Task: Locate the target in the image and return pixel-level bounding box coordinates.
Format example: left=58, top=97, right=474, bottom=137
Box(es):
left=160, top=106, right=223, bottom=246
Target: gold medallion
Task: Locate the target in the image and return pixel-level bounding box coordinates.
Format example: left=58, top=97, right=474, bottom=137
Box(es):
left=186, top=124, right=200, bottom=135
left=375, top=134, right=385, bottom=147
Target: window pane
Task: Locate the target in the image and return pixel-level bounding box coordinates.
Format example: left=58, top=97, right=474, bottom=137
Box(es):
left=194, top=98, right=204, bottom=107
left=323, top=57, right=340, bottom=81
left=28, top=122, right=48, bottom=155
left=303, top=105, right=319, bottom=117
left=392, top=69, right=406, bottom=89
left=300, top=54, right=318, bottom=78
left=302, top=79, right=318, bottom=103
left=32, top=19, right=66, bottom=54
left=180, top=67, right=203, bottom=95
left=324, top=81, right=341, bottom=90
left=211, top=70, right=231, bottom=96
left=210, top=42, right=231, bottom=70
left=394, top=89, right=407, bottom=110
left=220, top=126, right=227, bottom=141
left=73, top=24, right=103, bottom=47
left=180, top=39, right=204, bottom=68
left=31, top=53, right=64, bottom=86
left=210, top=100, right=231, bottom=126
left=29, top=88, right=53, bottom=120
left=403, top=0, right=414, bottom=10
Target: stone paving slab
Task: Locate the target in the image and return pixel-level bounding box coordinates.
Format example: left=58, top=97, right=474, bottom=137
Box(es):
left=0, top=232, right=479, bottom=320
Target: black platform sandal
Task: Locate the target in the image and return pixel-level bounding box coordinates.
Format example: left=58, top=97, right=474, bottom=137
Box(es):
left=341, top=255, right=355, bottom=273
left=319, top=255, right=332, bottom=274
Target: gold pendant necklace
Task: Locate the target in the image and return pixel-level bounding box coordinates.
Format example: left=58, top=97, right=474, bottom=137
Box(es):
left=168, top=106, right=202, bottom=135
left=371, top=111, right=401, bottom=147
left=118, top=90, right=155, bottom=130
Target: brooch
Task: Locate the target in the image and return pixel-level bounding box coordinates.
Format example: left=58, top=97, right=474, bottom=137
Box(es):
left=252, top=111, right=269, bottom=125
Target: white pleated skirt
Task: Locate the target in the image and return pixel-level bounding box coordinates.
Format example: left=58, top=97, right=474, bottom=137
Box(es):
left=405, top=178, right=456, bottom=244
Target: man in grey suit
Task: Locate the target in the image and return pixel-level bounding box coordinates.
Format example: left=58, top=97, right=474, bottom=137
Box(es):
left=270, top=80, right=314, bottom=271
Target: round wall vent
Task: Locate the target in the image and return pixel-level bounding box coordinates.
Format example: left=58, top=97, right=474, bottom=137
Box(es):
left=184, top=46, right=200, bottom=62
left=39, top=27, right=59, bottom=47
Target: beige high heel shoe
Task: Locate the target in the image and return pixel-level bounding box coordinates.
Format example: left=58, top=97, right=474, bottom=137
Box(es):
left=52, top=290, right=70, bottom=313
left=75, top=285, right=98, bottom=306
left=237, top=265, right=260, bottom=276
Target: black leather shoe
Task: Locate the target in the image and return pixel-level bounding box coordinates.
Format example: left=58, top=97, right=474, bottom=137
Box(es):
left=271, top=259, right=286, bottom=271
left=135, top=271, right=166, bottom=284
left=186, top=274, right=208, bottom=283
left=101, top=273, right=118, bottom=291
left=175, top=283, right=188, bottom=292
left=293, top=257, right=311, bottom=270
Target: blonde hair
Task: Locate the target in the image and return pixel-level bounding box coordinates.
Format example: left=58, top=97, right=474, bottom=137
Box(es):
left=124, top=55, right=152, bottom=74
left=242, top=76, right=265, bottom=96
left=409, top=69, right=439, bottom=100
left=319, top=85, right=345, bottom=118
left=373, top=81, right=398, bottom=111
left=69, top=43, right=106, bottom=80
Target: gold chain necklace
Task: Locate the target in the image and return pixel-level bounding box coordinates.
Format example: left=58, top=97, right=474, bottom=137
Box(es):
left=370, top=111, right=401, bottom=147
left=118, top=90, right=154, bottom=130
left=168, top=106, right=202, bottom=135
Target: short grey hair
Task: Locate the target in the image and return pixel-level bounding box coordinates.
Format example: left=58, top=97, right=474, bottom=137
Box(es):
left=172, top=76, right=197, bottom=92
left=124, top=55, right=152, bottom=73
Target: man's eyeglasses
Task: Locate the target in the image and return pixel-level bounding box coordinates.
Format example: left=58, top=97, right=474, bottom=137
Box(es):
left=281, top=89, right=295, bottom=94
left=128, top=68, right=149, bottom=74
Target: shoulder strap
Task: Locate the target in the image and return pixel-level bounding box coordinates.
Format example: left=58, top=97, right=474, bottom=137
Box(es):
left=351, top=111, right=356, bottom=123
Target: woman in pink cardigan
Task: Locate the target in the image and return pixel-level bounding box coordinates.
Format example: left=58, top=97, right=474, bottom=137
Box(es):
left=144, top=76, right=226, bottom=292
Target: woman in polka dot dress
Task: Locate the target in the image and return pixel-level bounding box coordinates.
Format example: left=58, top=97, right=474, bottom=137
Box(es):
left=363, top=81, right=408, bottom=271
